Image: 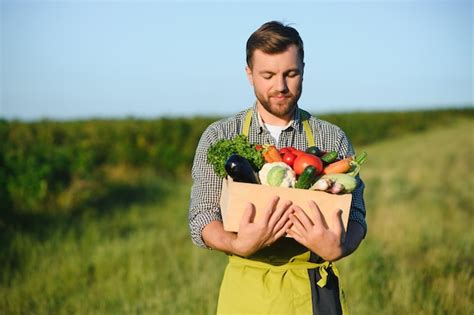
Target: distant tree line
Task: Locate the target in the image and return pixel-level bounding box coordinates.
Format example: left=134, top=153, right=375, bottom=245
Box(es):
left=1, top=107, right=472, bottom=214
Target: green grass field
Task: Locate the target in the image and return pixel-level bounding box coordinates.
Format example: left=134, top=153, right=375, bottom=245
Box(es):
left=1, top=119, right=473, bottom=314
left=338, top=118, right=473, bottom=314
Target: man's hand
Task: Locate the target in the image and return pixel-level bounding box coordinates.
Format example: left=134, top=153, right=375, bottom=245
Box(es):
left=286, top=201, right=346, bottom=261
left=230, top=196, right=293, bottom=257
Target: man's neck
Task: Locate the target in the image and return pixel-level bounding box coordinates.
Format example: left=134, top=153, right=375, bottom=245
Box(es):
left=256, top=103, right=296, bottom=126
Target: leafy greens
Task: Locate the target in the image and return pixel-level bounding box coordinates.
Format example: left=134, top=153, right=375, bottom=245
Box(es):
left=207, top=134, right=264, bottom=178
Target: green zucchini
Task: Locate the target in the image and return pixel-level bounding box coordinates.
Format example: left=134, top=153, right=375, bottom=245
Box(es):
left=321, top=151, right=338, bottom=164
left=354, top=152, right=368, bottom=165
left=295, top=166, right=318, bottom=189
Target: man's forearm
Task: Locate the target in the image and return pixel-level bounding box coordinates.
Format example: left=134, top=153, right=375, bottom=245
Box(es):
left=341, top=220, right=365, bottom=258
left=202, top=220, right=238, bottom=254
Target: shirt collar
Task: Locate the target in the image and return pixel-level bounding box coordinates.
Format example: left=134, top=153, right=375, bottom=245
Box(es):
left=252, top=101, right=303, bottom=134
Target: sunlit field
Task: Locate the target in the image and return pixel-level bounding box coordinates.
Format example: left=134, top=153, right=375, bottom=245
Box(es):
left=338, top=119, right=473, bottom=315
left=1, top=113, right=472, bottom=314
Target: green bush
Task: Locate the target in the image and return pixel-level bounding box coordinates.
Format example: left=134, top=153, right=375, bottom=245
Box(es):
left=1, top=108, right=472, bottom=214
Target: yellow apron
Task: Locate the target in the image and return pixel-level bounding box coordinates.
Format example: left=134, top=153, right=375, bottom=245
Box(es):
left=216, top=109, right=348, bottom=314
left=217, top=250, right=348, bottom=315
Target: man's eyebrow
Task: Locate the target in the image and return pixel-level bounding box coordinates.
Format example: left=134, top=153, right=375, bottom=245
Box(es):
left=285, top=68, right=301, bottom=73
left=258, top=68, right=301, bottom=75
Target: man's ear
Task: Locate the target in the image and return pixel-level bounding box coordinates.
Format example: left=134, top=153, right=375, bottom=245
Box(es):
left=245, top=66, right=254, bottom=86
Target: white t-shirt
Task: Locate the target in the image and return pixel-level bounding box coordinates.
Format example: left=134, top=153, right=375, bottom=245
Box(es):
left=264, top=123, right=287, bottom=144
left=258, top=111, right=293, bottom=144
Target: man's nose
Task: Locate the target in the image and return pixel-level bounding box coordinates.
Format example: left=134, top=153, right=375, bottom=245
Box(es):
left=275, top=75, right=288, bottom=92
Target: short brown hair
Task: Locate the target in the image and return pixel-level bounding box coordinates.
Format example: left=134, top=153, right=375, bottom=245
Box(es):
left=246, top=21, right=304, bottom=68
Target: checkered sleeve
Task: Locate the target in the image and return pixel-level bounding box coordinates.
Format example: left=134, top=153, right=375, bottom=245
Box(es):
left=350, top=175, right=367, bottom=236
left=334, top=129, right=368, bottom=236
left=188, top=124, right=226, bottom=248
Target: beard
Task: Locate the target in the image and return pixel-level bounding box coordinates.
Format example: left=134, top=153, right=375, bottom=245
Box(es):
left=255, top=89, right=301, bottom=119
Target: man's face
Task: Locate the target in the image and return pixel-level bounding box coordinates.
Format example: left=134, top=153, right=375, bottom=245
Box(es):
left=246, top=44, right=304, bottom=120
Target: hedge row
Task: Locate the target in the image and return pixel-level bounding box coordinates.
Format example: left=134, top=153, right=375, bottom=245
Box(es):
left=1, top=107, right=472, bottom=213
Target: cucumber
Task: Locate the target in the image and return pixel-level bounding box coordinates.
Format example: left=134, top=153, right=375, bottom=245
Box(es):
left=321, top=151, right=338, bottom=164
left=295, top=166, right=318, bottom=189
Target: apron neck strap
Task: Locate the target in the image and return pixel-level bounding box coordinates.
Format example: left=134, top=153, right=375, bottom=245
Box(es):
left=242, top=108, right=253, bottom=138
left=242, top=108, right=315, bottom=147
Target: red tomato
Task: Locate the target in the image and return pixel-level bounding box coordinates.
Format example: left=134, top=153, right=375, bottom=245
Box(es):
left=282, top=152, right=297, bottom=167
left=255, top=144, right=263, bottom=151
left=289, top=147, right=305, bottom=156
left=279, top=147, right=291, bottom=155
left=293, top=153, right=323, bottom=176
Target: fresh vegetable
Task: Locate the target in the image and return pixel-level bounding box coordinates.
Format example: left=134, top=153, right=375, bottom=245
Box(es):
left=279, top=147, right=292, bottom=155
left=354, top=151, right=368, bottom=165
left=293, top=153, right=323, bottom=176
left=320, top=173, right=358, bottom=193
left=329, top=182, right=345, bottom=194
left=346, top=152, right=368, bottom=177
left=225, top=154, right=260, bottom=184
left=295, top=166, right=318, bottom=189
left=282, top=151, right=297, bottom=167
left=262, top=145, right=283, bottom=163
left=288, top=147, right=305, bottom=156
left=258, top=162, right=296, bottom=187
left=305, top=146, right=325, bottom=157
left=310, top=152, right=368, bottom=193
left=310, top=177, right=333, bottom=191
left=322, top=157, right=353, bottom=174
left=321, top=151, right=338, bottom=164
left=207, top=135, right=264, bottom=178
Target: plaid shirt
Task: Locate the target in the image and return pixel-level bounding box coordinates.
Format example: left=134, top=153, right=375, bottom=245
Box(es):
left=189, top=104, right=367, bottom=248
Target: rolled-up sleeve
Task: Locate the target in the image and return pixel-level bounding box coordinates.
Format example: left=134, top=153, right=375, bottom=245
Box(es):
left=188, top=125, right=225, bottom=248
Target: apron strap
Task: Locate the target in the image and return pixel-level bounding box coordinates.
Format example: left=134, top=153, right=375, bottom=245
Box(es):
left=242, top=108, right=253, bottom=137
left=316, top=261, right=340, bottom=288
left=300, top=109, right=315, bottom=147
left=229, top=253, right=341, bottom=290
left=242, top=108, right=315, bottom=147
left=316, top=261, right=349, bottom=315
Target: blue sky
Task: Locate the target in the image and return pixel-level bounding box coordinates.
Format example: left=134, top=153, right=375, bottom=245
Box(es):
left=1, top=0, right=472, bottom=120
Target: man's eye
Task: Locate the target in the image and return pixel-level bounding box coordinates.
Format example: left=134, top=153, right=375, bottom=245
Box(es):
left=262, top=74, right=273, bottom=79
left=287, top=72, right=299, bottom=78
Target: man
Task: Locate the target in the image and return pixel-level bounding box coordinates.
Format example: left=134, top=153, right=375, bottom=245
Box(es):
left=189, top=21, right=366, bottom=314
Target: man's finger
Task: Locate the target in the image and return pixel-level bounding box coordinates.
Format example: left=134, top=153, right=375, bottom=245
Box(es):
left=269, top=200, right=292, bottom=229
left=240, top=202, right=256, bottom=226
left=331, top=209, right=345, bottom=243
left=308, top=201, right=329, bottom=229
left=286, top=228, right=304, bottom=244
left=261, top=196, right=280, bottom=223
left=273, top=220, right=294, bottom=240
left=293, top=205, right=314, bottom=228
left=272, top=205, right=292, bottom=234
left=289, top=209, right=307, bottom=234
